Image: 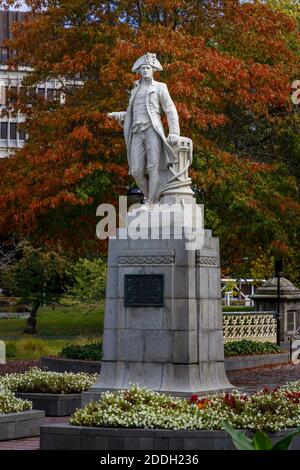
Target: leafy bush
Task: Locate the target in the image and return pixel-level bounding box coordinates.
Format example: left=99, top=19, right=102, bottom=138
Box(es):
left=59, top=343, right=102, bottom=361
left=68, top=258, right=107, bottom=303
left=5, top=342, right=17, bottom=359
left=224, top=340, right=281, bottom=357
left=70, top=382, right=300, bottom=432
left=0, top=386, right=32, bottom=414
left=0, top=368, right=98, bottom=394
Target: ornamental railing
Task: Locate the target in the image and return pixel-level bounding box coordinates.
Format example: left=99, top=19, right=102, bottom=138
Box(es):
left=223, top=311, right=277, bottom=343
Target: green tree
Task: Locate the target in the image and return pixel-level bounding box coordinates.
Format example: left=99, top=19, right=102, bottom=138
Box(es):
left=68, top=257, right=107, bottom=303
left=0, top=241, right=69, bottom=334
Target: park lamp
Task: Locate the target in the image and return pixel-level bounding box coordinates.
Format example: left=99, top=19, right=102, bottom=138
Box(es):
left=275, top=257, right=283, bottom=347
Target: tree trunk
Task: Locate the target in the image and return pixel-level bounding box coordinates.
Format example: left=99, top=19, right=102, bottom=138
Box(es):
left=23, top=300, right=40, bottom=334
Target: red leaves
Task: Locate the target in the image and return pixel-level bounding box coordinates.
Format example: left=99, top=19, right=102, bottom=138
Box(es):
left=71, top=125, right=93, bottom=143
left=0, top=0, right=298, bottom=257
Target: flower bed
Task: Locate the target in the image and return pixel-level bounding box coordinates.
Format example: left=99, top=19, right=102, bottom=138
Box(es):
left=0, top=387, right=44, bottom=441
left=70, top=383, right=300, bottom=432
left=0, top=367, right=97, bottom=394
left=0, top=386, right=32, bottom=414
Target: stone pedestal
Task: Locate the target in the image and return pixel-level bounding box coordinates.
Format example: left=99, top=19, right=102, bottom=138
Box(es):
left=252, top=277, right=300, bottom=342
left=83, top=201, right=232, bottom=403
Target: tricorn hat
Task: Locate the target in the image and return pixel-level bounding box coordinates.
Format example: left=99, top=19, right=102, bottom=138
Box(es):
left=132, top=53, right=163, bottom=73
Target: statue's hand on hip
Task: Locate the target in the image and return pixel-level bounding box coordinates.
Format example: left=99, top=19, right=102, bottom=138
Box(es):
left=167, top=133, right=179, bottom=146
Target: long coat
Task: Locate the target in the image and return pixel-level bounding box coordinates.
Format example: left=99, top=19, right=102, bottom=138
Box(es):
left=123, top=79, right=180, bottom=174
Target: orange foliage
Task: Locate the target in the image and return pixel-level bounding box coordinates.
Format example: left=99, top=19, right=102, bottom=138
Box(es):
left=0, top=0, right=299, bottom=262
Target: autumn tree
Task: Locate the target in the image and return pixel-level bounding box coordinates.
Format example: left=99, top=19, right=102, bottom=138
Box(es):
left=262, top=0, right=300, bottom=26
left=0, top=0, right=299, bottom=280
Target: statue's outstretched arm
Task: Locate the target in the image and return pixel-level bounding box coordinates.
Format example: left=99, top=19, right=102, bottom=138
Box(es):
left=107, top=111, right=127, bottom=125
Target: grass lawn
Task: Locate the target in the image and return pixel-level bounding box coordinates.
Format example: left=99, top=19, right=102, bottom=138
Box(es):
left=0, top=301, right=104, bottom=338
left=4, top=337, right=102, bottom=360
left=0, top=300, right=104, bottom=360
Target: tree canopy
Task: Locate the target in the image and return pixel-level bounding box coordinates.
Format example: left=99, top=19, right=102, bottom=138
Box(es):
left=0, top=0, right=299, bottom=280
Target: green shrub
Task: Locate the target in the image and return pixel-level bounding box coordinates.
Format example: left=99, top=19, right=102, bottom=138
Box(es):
left=0, top=241, right=70, bottom=334
left=60, top=343, right=102, bottom=361
left=0, top=386, right=32, bottom=414
left=0, top=367, right=98, bottom=394
left=5, top=342, right=17, bottom=358
left=224, top=340, right=281, bottom=357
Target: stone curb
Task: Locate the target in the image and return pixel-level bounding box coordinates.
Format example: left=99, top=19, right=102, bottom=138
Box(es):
left=0, top=410, right=44, bottom=441
left=224, top=352, right=289, bottom=371
left=40, top=424, right=300, bottom=450
left=15, top=393, right=82, bottom=416
left=41, top=356, right=101, bottom=374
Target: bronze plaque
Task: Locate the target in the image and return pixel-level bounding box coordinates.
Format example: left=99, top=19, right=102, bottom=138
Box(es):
left=124, top=274, right=164, bottom=307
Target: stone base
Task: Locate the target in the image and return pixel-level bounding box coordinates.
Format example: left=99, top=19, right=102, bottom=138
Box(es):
left=15, top=393, right=82, bottom=416
left=83, top=362, right=232, bottom=406
left=40, top=424, right=300, bottom=450
left=0, top=410, right=44, bottom=441
left=89, top=203, right=232, bottom=401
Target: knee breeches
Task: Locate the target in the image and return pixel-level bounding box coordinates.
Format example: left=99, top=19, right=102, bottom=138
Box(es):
left=130, top=127, right=162, bottom=178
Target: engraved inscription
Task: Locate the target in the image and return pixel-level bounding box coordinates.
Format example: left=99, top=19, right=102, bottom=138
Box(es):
left=124, top=274, right=164, bottom=307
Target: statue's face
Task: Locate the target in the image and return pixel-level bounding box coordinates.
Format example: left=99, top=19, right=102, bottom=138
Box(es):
left=139, top=64, right=154, bottom=79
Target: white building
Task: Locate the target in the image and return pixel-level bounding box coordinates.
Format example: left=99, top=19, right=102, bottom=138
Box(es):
left=0, top=10, right=73, bottom=158
left=0, top=64, right=69, bottom=157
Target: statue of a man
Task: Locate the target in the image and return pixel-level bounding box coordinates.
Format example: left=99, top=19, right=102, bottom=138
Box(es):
left=109, top=53, right=180, bottom=206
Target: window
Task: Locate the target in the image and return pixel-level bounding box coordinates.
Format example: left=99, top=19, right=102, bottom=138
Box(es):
left=46, top=88, right=54, bottom=101
left=0, top=122, right=8, bottom=139
left=0, top=47, right=8, bottom=64
left=27, top=87, right=36, bottom=105
left=54, top=89, right=61, bottom=102
left=38, top=87, right=45, bottom=98
left=18, top=127, right=26, bottom=141
left=10, top=122, right=17, bottom=140
left=288, top=310, right=300, bottom=333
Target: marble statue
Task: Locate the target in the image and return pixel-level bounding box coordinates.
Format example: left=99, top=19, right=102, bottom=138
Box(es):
left=82, top=53, right=232, bottom=402
left=108, top=52, right=185, bottom=206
